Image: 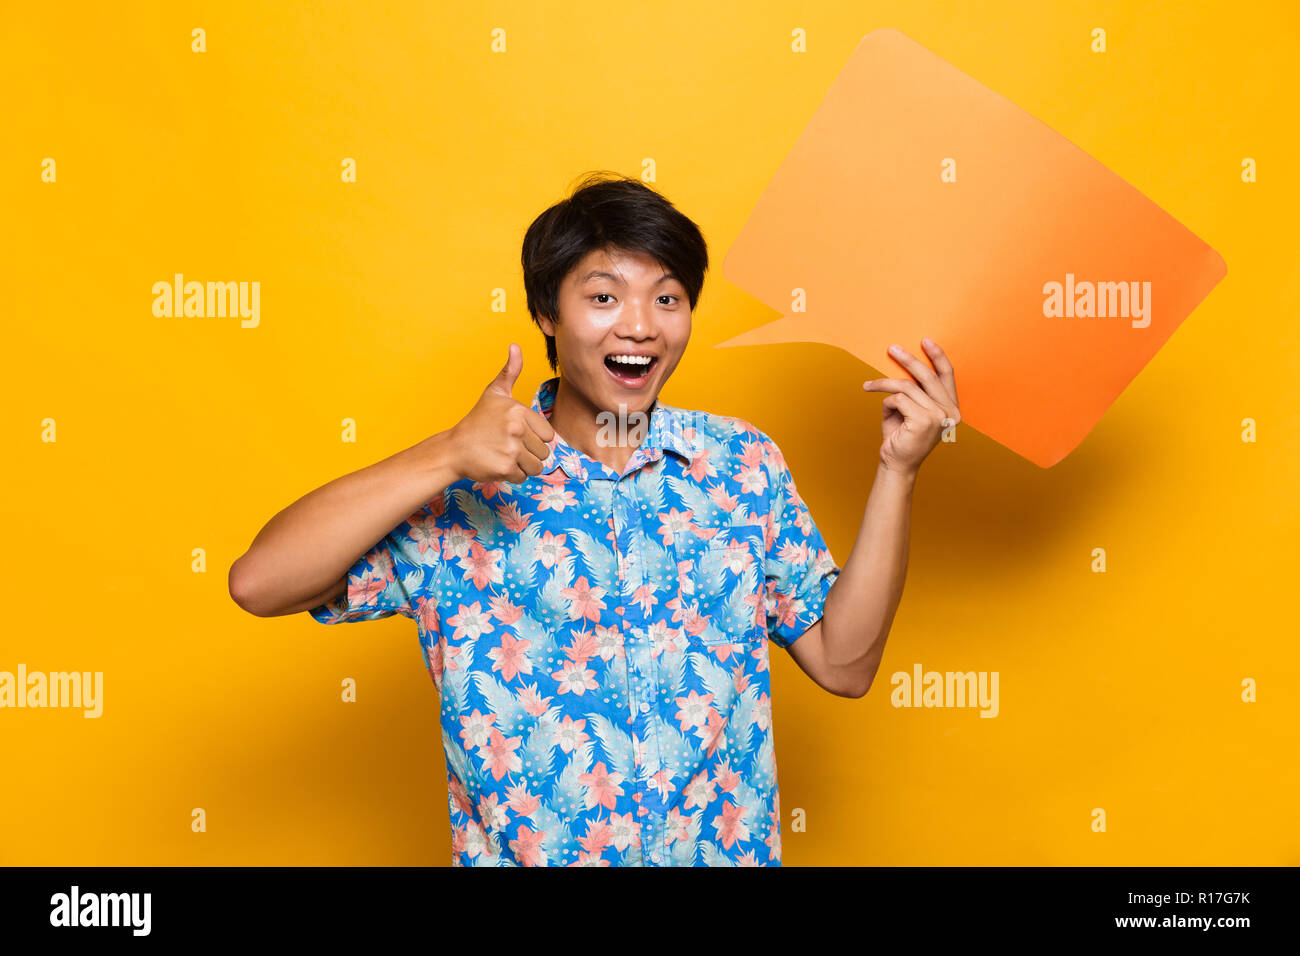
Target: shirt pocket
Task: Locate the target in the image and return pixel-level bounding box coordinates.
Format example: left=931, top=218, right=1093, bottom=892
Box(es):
left=671, top=528, right=767, bottom=647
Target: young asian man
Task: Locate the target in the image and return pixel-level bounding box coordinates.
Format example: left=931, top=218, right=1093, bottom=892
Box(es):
left=228, top=172, right=961, bottom=866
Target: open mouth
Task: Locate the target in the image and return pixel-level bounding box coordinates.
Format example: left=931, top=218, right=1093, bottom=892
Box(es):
left=603, top=353, right=658, bottom=387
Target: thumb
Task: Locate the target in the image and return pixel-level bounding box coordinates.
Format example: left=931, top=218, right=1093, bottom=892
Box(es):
left=488, top=343, right=523, bottom=395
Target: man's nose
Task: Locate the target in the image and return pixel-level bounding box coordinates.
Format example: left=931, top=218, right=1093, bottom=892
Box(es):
left=615, top=301, right=656, bottom=338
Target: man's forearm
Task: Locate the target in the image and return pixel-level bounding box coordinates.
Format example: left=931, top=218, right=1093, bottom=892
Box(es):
left=820, top=461, right=916, bottom=693
left=229, top=430, right=460, bottom=617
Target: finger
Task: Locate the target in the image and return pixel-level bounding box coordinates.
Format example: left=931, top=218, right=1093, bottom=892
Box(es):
left=514, top=446, right=545, bottom=478
left=522, top=405, right=557, bottom=444
left=886, top=343, right=950, bottom=405
left=863, top=376, right=937, bottom=411
left=921, top=338, right=959, bottom=409
left=882, top=391, right=923, bottom=421
left=520, top=424, right=549, bottom=462
left=487, top=343, right=523, bottom=396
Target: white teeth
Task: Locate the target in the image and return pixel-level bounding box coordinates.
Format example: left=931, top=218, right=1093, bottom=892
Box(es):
left=609, top=354, right=653, bottom=365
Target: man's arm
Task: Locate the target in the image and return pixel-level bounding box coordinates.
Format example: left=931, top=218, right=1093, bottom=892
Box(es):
left=786, top=462, right=915, bottom=698
left=786, top=338, right=960, bottom=698
left=228, top=432, right=460, bottom=617
left=228, top=344, right=555, bottom=618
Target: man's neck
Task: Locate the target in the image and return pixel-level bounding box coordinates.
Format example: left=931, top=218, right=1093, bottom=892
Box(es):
left=549, top=377, right=652, bottom=474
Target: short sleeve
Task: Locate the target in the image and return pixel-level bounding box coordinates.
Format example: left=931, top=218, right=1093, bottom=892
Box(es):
left=309, top=505, right=441, bottom=626
left=760, top=434, right=841, bottom=649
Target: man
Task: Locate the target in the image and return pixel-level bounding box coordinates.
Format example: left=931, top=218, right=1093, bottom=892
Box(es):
left=229, top=172, right=960, bottom=866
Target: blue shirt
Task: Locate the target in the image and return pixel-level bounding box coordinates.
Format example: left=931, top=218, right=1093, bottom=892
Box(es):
left=311, top=377, right=841, bottom=865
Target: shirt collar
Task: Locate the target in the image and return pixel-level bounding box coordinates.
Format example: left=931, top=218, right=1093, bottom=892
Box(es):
left=528, top=377, right=695, bottom=479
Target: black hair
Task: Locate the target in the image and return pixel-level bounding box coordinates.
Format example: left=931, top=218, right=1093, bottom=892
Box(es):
left=521, top=171, right=709, bottom=371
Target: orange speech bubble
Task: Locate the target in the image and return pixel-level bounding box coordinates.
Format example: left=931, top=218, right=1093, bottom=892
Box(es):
left=718, top=28, right=1227, bottom=468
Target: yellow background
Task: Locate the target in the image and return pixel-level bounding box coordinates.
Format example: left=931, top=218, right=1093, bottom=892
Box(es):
left=3, top=0, right=1296, bottom=865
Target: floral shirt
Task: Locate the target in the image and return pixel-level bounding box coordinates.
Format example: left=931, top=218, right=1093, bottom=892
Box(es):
left=311, top=377, right=840, bottom=866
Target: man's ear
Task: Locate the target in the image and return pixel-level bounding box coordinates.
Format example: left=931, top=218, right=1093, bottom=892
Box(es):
left=538, top=313, right=556, bottom=336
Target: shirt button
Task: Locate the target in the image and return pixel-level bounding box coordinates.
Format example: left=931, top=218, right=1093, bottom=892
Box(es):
left=639, top=701, right=650, bottom=713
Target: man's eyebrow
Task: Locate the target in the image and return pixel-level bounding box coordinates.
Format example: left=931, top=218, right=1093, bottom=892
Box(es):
left=580, top=270, right=682, bottom=286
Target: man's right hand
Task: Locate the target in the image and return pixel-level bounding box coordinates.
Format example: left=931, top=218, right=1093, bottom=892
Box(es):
left=444, top=343, right=558, bottom=484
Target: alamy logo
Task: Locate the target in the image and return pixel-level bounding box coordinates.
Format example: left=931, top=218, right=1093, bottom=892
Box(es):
left=152, top=273, right=260, bottom=328
left=890, top=663, right=1000, bottom=717
left=49, top=885, right=151, bottom=936
left=0, top=664, right=103, bottom=717
left=1042, top=273, right=1151, bottom=328
left=595, top=404, right=649, bottom=447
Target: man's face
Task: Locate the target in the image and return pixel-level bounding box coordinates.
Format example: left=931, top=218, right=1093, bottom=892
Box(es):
left=540, top=246, right=691, bottom=416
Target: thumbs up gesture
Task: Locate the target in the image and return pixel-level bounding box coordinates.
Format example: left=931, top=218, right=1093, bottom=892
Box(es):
left=445, top=344, right=558, bottom=484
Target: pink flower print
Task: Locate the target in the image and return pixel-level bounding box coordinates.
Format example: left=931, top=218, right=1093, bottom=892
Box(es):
left=454, top=820, right=490, bottom=861
left=534, top=530, right=571, bottom=568
left=578, top=762, right=626, bottom=811
left=441, top=523, right=477, bottom=561
left=509, top=825, right=546, bottom=867
left=711, top=798, right=751, bottom=850
left=591, top=624, right=624, bottom=661
left=655, top=507, right=697, bottom=546
left=570, top=849, right=612, bottom=866
left=607, top=811, right=642, bottom=852
left=458, top=541, right=503, bottom=589
left=458, top=708, right=498, bottom=750
left=407, top=514, right=442, bottom=555
left=551, top=658, right=598, bottom=696
left=448, top=602, right=494, bottom=641
left=478, top=727, right=523, bottom=781
left=477, top=791, right=510, bottom=832
left=674, top=690, right=715, bottom=732
left=530, top=472, right=578, bottom=512
left=354, top=573, right=389, bottom=606
left=562, top=576, right=607, bottom=623
left=682, top=769, right=718, bottom=811
left=683, top=447, right=717, bottom=482
left=577, top=818, right=616, bottom=854
left=719, top=539, right=753, bottom=574
left=645, top=619, right=676, bottom=654
left=553, top=715, right=590, bottom=754
left=664, top=807, right=692, bottom=845
left=767, top=587, right=801, bottom=631
left=487, top=632, right=533, bottom=683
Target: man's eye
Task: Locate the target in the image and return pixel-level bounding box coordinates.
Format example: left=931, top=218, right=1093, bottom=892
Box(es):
left=658, top=295, right=679, bottom=305
left=593, top=294, right=613, bottom=304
